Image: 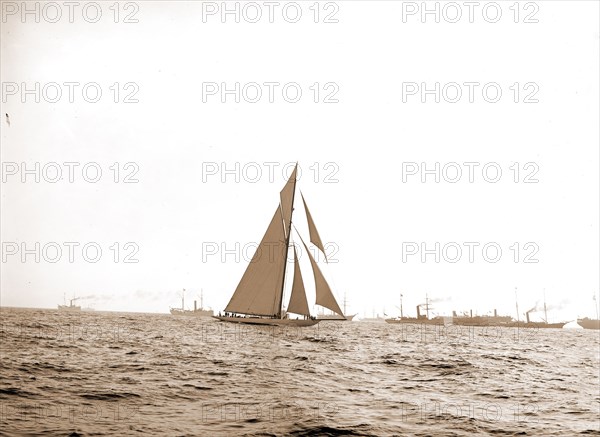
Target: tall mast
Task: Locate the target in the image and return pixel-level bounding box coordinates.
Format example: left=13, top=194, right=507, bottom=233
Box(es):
left=543, top=289, right=548, bottom=323
left=277, top=164, right=297, bottom=318
left=400, top=293, right=404, bottom=318
left=515, top=287, right=520, bottom=323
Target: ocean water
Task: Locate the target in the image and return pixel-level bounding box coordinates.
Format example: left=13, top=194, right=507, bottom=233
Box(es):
left=1, top=308, right=599, bottom=436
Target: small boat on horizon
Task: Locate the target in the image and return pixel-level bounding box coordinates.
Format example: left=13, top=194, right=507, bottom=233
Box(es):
left=58, top=294, right=81, bottom=312
left=318, top=313, right=356, bottom=321
left=361, top=317, right=386, bottom=323
left=450, top=309, right=513, bottom=327
left=170, top=289, right=213, bottom=317
left=214, top=163, right=344, bottom=327
left=317, top=293, right=356, bottom=320
left=576, top=295, right=600, bottom=329
left=361, top=311, right=387, bottom=323
left=385, top=293, right=442, bottom=324
left=577, top=318, right=600, bottom=330
left=505, top=291, right=567, bottom=328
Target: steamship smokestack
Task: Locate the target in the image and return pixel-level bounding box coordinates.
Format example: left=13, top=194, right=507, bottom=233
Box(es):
left=494, top=309, right=497, bottom=317
left=526, top=311, right=531, bottom=323
left=470, top=309, right=473, bottom=318
left=453, top=310, right=457, bottom=317
left=416, top=305, right=421, bottom=319
left=194, top=300, right=197, bottom=311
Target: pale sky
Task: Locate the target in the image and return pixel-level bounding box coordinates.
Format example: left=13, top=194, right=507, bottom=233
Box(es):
left=1, top=1, right=598, bottom=322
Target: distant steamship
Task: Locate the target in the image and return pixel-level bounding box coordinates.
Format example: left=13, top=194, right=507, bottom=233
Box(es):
left=170, top=289, right=213, bottom=317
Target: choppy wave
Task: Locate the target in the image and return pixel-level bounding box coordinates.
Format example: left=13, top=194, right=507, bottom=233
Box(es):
left=1, top=308, right=598, bottom=436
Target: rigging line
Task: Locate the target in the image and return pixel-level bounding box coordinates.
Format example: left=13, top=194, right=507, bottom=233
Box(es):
left=291, top=222, right=301, bottom=237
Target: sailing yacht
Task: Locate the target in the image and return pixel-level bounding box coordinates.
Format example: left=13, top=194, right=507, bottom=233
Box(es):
left=214, top=163, right=344, bottom=327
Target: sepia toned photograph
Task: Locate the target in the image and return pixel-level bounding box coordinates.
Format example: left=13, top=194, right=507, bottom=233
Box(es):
left=1, top=1, right=599, bottom=436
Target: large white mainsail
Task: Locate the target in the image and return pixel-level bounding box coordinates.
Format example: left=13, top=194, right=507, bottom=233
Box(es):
left=286, top=246, right=310, bottom=317
left=224, top=207, right=287, bottom=316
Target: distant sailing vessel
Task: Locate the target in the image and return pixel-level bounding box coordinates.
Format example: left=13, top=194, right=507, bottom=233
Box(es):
left=362, top=308, right=387, bottom=322
left=577, top=318, right=600, bottom=330
left=506, top=312, right=565, bottom=328
left=58, top=294, right=81, bottom=312
left=214, top=163, right=344, bottom=327
left=577, top=294, right=600, bottom=329
left=361, top=316, right=386, bottom=323
left=317, top=314, right=356, bottom=322
left=318, top=313, right=356, bottom=321
left=507, top=290, right=566, bottom=328
left=170, top=289, right=213, bottom=317
left=385, top=294, right=442, bottom=324
left=450, top=309, right=512, bottom=326
left=318, top=293, right=356, bottom=321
